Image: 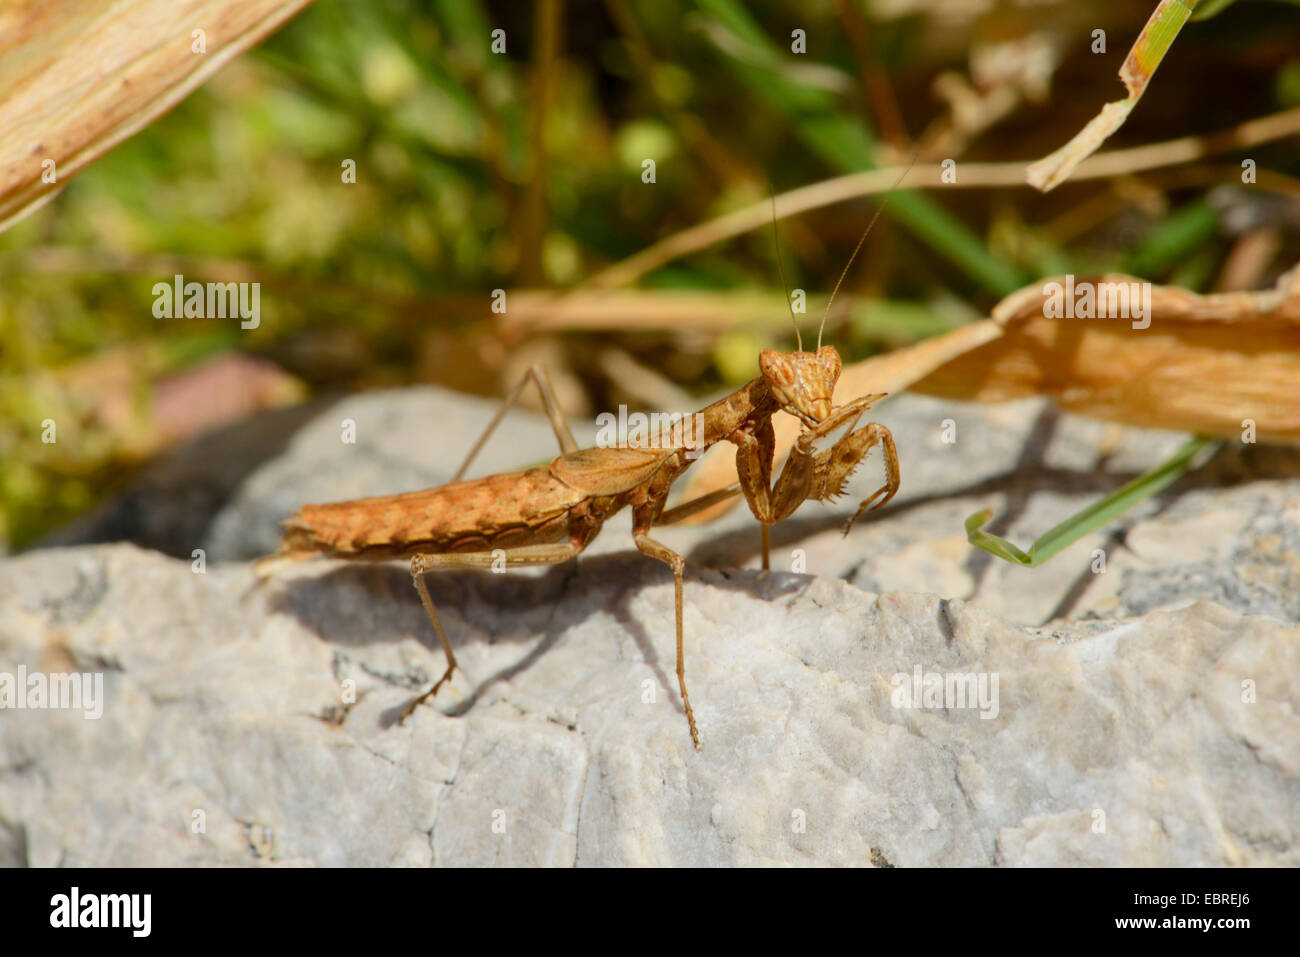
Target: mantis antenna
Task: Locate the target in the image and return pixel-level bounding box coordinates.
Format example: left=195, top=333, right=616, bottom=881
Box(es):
left=769, top=186, right=801, bottom=352
left=816, top=155, right=919, bottom=351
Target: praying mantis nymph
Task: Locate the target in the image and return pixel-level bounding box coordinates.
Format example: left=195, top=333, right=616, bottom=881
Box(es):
left=257, top=170, right=910, bottom=750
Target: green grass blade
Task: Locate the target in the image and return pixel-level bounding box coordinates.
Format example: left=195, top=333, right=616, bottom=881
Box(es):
left=692, top=0, right=1023, bottom=296
left=965, top=436, right=1220, bottom=567
left=1125, top=200, right=1220, bottom=277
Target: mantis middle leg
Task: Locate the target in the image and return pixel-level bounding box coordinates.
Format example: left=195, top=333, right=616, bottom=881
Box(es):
left=633, top=501, right=701, bottom=751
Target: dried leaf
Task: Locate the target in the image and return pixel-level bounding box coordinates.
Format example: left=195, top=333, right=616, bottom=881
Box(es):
left=0, top=0, right=315, bottom=232
left=912, top=269, right=1300, bottom=444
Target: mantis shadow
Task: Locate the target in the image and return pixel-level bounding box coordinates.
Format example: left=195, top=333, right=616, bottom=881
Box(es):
left=267, top=547, right=806, bottom=727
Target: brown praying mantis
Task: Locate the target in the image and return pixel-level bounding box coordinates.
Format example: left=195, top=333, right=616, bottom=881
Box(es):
left=258, top=181, right=907, bottom=751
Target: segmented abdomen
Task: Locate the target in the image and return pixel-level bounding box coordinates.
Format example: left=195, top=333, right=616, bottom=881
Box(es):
left=277, top=466, right=586, bottom=560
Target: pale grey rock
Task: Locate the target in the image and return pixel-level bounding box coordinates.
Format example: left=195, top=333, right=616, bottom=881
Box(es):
left=0, top=541, right=1295, bottom=867
left=6, top=385, right=1299, bottom=865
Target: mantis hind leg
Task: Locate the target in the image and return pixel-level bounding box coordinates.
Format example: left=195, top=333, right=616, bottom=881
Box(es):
left=399, top=541, right=584, bottom=722
left=402, top=560, right=458, bottom=721
left=454, top=363, right=579, bottom=482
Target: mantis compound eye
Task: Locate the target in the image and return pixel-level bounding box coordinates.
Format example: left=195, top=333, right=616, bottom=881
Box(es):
left=817, top=345, right=842, bottom=381
left=758, top=349, right=795, bottom=389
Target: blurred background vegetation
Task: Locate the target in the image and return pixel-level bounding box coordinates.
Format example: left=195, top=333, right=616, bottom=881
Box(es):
left=3, top=0, right=1300, bottom=551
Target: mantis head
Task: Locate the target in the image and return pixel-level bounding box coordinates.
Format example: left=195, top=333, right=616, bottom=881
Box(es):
left=759, top=346, right=843, bottom=426
left=761, top=158, right=913, bottom=433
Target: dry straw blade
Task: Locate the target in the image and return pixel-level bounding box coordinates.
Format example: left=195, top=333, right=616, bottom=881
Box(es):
left=0, top=0, right=315, bottom=232
left=1028, top=0, right=1199, bottom=192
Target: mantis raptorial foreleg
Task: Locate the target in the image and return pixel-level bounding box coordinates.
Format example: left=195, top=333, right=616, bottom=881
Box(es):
left=731, top=416, right=811, bottom=570
left=733, top=393, right=892, bottom=567
left=830, top=422, right=900, bottom=534
left=400, top=541, right=584, bottom=721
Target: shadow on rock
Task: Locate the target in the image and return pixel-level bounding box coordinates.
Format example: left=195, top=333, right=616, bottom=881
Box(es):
left=267, top=548, right=808, bottom=725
